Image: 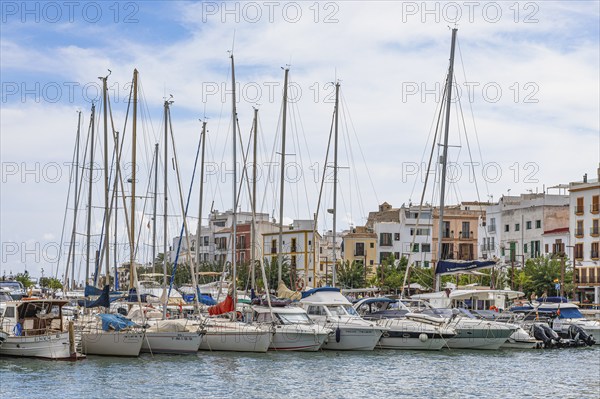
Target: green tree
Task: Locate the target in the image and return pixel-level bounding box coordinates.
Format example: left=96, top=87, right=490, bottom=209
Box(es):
left=336, top=260, right=366, bottom=289
left=260, top=257, right=290, bottom=292
left=39, top=277, right=63, bottom=292
left=15, top=273, right=34, bottom=289
left=521, top=256, right=572, bottom=297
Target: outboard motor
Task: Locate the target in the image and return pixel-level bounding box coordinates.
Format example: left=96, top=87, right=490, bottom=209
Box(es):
left=533, top=323, right=556, bottom=348
left=567, top=325, right=596, bottom=347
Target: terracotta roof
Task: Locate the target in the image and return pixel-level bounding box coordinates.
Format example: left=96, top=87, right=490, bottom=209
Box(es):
left=543, top=227, right=569, bottom=235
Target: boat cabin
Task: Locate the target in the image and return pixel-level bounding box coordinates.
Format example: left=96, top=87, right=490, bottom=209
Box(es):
left=1, top=300, right=68, bottom=336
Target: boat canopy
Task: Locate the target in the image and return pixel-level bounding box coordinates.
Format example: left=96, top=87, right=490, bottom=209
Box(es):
left=435, top=260, right=496, bottom=275
left=301, top=286, right=341, bottom=299
left=353, top=297, right=396, bottom=307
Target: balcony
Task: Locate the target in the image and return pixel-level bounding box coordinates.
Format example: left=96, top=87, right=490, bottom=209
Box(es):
left=354, top=251, right=365, bottom=257
left=574, top=229, right=584, bottom=238
left=442, top=231, right=453, bottom=239
left=591, top=227, right=600, bottom=237
left=575, top=206, right=584, bottom=215
left=576, top=268, right=600, bottom=285
left=271, top=247, right=277, bottom=254
left=459, top=231, right=472, bottom=239
left=487, top=225, right=496, bottom=233
left=591, top=203, right=599, bottom=214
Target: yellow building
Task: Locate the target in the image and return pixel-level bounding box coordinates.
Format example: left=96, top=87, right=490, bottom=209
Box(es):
left=342, top=226, right=378, bottom=277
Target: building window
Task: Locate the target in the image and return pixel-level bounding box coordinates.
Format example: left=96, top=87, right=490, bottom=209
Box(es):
left=515, top=223, right=520, bottom=232
left=535, top=220, right=541, bottom=229
left=380, top=233, right=392, bottom=247
left=575, top=220, right=584, bottom=238
left=592, top=242, right=599, bottom=259
left=422, top=243, right=431, bottom=252
left=414, top=261, right=421, bottom=267
left=369, top=260, right=374, bottom=266
left=574, top=243, right=583, bottom=260
left=355, top=242, right=365, bottom=257
left=379, top=252, right=392, bottom=263
left=524, top=243, right=528, bottom=254
left=526, top=221, right=532, bottom=230
left=591, top=219, right=599, bottom=236
left=291, top=255, right=297, bottom=268
left=461, top=222, right=470, bottom=239
left=291, top=238, right=297, bottom=253
left=488, top=218, right=496, bottom=233
left=412, top=243, right=419, bottom=252
left=394, top=233, right=400, bottom=241
left=271, top=239, right=277, bottom=254
left=424, top=261, right=430, bottom=268
left=504, top=224, right=510, bottom=232
left=394, top=252, right=400, bottom=259
left=552, top=239, right=564, bottom=255
left=592, top=195, right=599, bottom=214
left=443, top=222, right=451, bottom=238
left=576, top=197, right=584, bottom=215
left=370, top=242, right=374, bottom=248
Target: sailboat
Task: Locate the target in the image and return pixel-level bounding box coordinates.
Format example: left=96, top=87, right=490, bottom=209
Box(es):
left=197, top=52, right=272, bottom=353
left=78, top=71, right=144, bottom=357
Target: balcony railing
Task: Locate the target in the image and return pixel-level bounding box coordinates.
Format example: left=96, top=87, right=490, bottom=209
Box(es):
left=591, top=227, right=600, bottom=236
left=487, top=225, right=496, bottom=233
left=592, top=251, right=599, bottom=259
left=460, top=231, right=471, bottom=239
left=574, top=229, right=584, bottom=237
left=354, top=251, right=365, bottom=257
left=442, top=231, right=452, bottom=239
left=575, top=206, right=584, bottom=215
left=591, top=203, right=599, bottom=214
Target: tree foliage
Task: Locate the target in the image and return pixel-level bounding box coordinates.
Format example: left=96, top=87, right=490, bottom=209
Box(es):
left=15, top=273, right=34, bottom=288
left=336, top=260, right=366, bottom=289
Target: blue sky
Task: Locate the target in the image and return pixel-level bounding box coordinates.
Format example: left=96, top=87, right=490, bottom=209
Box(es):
left=1, top=1, right=599, bottom=280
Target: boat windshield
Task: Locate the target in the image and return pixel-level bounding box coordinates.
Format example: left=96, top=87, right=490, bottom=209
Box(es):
left=558, top=308, right=584, bottom=319
left=277, top=312, right=312, bottom=325
left=326, top=305, right=358, bottom=317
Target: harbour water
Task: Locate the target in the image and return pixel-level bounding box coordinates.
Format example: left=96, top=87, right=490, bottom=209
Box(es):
left=1, top=347, right=598, bottom=398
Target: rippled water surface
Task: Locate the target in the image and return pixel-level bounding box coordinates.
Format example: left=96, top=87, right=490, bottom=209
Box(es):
left=1, top=347, right=599, bottom=398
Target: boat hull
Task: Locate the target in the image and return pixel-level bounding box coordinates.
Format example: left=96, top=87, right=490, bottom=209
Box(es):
left=81, top=331, right=144, bottom=357
left=321, top=327, right=382, bottom=351
left=269, top=326, right=329, bottom=352
left=141, top=331, right=202, bottom=354
left=375, top=319, right=455, bottom=351
left=199, top=322, right=272, bottom=353
left=0, top=331, right=71, bottom=359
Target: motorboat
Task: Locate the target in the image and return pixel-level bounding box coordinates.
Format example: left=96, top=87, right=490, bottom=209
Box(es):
left=299, top=287, right=386, bottom=351
left=401, top=299, right=515, bottom=350
left=197, top=316, right=273, bottom=353
left=353, top=297, right=457, bottom=350
left=0, top=299, right=77, bottom=359
left=248, top=302, right=331, bottom=351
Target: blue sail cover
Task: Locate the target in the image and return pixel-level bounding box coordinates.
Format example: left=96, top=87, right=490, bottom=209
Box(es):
left=98, top=313, right=138, bottom=332
left=435, top=260, right=496, bottom=275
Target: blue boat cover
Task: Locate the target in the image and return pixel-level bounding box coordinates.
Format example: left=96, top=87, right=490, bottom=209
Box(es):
left=301, top=286, right=341, bottom=299
left=84, top=285, right=111, bottom=308
left=435, top=260, right=496, bottom=275
left=354, top=297, right=396, bottom=305
left=536, top=296, right=568, bottom=303
left=199, top=294, right=217, bottom=306
left=98, top=313, right=138, bottom=332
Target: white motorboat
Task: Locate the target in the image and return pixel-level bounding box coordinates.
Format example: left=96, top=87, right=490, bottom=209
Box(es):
left=354, top=297, right=457, bottom=350
left=401, top=299, right=515, bottom=350
left=249, top=304, right=331, bottom=351
left=299, top=287, right=386, bottom=351
left=0, top=299, right=76, bottom=359
left=530, top=299, right=599, bottom=345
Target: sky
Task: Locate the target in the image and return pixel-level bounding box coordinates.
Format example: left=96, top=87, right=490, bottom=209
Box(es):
left=1, top=1, right=599, bottom=280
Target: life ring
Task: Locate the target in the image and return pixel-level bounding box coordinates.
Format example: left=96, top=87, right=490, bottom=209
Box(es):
left=296, top=277, right=305, bottom=290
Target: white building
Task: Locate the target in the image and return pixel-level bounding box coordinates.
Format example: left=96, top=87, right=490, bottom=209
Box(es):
left=569, top=169, right=600, bottom=303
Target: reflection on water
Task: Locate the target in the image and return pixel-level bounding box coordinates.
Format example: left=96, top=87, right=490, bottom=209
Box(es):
left=1, top=347, right=599, bottom=398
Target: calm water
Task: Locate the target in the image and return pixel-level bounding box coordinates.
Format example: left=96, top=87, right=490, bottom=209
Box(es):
left=1, top=347, right=599, bottom=398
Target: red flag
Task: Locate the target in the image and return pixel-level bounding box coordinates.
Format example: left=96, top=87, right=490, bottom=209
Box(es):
left=208, top=295, right=235, bottom=316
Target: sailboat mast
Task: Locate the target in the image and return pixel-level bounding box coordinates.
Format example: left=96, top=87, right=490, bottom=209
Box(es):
left=152, top=143, right=159, bottom=275
left=278, top=67, right=290, bottom=284
left=85, top=104, right=96, bottom=288
left=114, top=131, right=119, bottom=290
left=195, top=121, right=207, bottom=282
left=130, top=69, right=138, bottom=290
left=162, top=99, right=169, bottom=318
left=69, top=111, right=81, bottom=290
left=251, top=108, right=258, bottom=290
left=435, top=28, right=458, bottom=292
left=332, top=82, right=340, bottom=287
left=101, top=75, right=111, bottom=286
left=231, top=53, right=238, bottom=305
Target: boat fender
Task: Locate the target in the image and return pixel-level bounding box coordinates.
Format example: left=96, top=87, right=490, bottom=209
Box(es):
left=419, top=333, right=428, bottom=342
left=13, top=322, right=22, bottom=336
left=335, top=326, right=341, bottom=343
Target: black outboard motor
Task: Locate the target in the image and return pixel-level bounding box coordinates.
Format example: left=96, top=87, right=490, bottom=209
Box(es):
left=567, top=325, right=596, bottom=347
left=533, top=323, right=558, bottom=348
